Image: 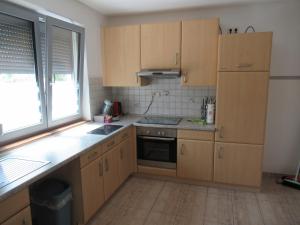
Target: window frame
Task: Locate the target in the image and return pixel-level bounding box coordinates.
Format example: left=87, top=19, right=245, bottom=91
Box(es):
left=0, top=2, right=85, bottom=145
left=46, top=17, right=85, bottom=128
left=0, top=2, right=47, bottom=144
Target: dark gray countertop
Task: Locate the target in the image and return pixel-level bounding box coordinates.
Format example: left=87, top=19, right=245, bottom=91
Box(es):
left=0, top=115, right=215, bottom=201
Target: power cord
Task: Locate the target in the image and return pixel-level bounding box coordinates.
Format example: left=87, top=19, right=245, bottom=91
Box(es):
left=143, top=93, right=155, bottom=115
left=245, top=25, right=255, bottom=33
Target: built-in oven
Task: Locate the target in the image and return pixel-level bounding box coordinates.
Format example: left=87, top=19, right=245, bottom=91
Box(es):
left=136, top=127, right=177, bottom=169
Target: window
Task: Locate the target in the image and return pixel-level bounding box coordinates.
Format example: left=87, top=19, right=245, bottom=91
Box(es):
left=49, top=25, right=81, bottom=122
left=0, top=2, right=84, bottom=144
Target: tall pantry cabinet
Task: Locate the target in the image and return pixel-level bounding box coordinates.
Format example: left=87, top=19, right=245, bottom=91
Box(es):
left=214, top=32, right=273, bottom=187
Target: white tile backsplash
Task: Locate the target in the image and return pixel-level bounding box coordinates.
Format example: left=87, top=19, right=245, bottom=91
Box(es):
left=112, top=78, right=216, bottom=117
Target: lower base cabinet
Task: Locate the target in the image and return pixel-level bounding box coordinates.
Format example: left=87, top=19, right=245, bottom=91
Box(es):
left=214, top=142, right=263, bottom=187
left=81, top=157, right=105, bottom=223
left=118, top=138, right=132, bottom=184
left=177, top=139, right=214, bottom=181
left=1, top=206, right=32, bottom=225
left=103, top=147, right=120, bottom=200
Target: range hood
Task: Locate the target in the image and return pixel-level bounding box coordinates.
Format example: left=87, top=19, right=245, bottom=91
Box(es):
left=137, top=69, right=181, bottom=78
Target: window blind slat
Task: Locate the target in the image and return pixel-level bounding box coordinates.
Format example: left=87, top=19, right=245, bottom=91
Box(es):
left=52, top=27, right=73, bottom=74
left=0, top=13, right=35, bottom=74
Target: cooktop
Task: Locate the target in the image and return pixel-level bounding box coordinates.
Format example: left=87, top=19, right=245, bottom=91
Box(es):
left=137, top=117, right=182, bottom=125
left=88, top=125, right=123, bottom=135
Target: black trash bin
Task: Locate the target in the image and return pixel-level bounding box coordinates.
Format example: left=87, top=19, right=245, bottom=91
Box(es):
left=30, top=179, right=72, bottom=225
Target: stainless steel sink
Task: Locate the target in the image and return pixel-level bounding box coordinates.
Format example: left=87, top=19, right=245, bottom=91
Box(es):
left=0, top=157, right=49, bottom=189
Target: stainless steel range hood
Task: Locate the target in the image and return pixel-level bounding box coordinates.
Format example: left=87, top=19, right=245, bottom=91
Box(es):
left=137, top=69, right=180, bottom=78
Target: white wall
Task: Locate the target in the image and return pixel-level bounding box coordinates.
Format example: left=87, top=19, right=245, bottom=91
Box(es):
left=107, top=1, right=300, bottom=174
left=8, top=0, right=109, bottom=119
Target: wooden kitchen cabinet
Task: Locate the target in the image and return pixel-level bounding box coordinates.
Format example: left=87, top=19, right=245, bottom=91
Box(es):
left=218, top=32, right=273, bottom=72
left=80, top=156, right=105, bottom=223
left=181, top=18, right=219, bottom=86
left=214, top=142, right=263, bottom=187
left=118, top=138, right=132, bottom=184
left=177, top=139, right=214, bottom=181
left=102, top=25, right=145, bottom=87
left=0, top=189, right=30, bottom=224
left=215, top=72, right=269, bottom=145
left=103, top=146, right=120, bottom=200
left=141, top=21, right=181, bottom=69
left=1, top=206, right=32, bottom=225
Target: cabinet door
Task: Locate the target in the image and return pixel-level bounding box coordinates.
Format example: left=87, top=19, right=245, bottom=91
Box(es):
left=218, top=32, right=273, bottom=72
left=81, top=157, right=105, bottom=222
left=177, top=139, right=214, bottom=181
left=181, top=18, right=219, bottom=86
left=214, top=142, right=263, bottom=187
left=103, top=147, right=120, bottom=200
left=118, top=139, right=132, bottom=184
left=103, top=25, right=142, bottom=87
left=141, top=22, right=181, bottom=69
left=2, top=206, right=32, bottom=225
left=215, top=72, right=269, bottom=144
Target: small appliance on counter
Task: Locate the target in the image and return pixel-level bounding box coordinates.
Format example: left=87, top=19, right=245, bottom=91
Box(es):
left=102, top=99, right=113, bottom=123
left=112, top=101, right=122, bottom=121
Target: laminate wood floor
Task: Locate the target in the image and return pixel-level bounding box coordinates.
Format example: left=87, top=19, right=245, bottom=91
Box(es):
left=88, top=175, right=300, bottom=225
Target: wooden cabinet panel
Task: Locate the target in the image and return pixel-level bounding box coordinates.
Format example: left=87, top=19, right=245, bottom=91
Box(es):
left=141, top=22, right=181, bottom=69
left=0, top=189, right=29, bottom=224
left=81, top=157, right=105, bottom=223
left=214, top=142, right=263, bottom=187
left=103, top=147, right=120, bottom=200
left=102, top=25, right=143, bottom=87
left=80, top=144, right=102, bottom=168
left=118, top=138, right=132, bottom=184
left=2, top=206, right=32, bottom=225
left=181, top=18, right=219, bottom=86
left=102, top=137, right=117, bottom=153
left=215, top=72, right=269, bottom=144
left=177, top=129, right=214, bottom=141
left=218, top=32, right=273, bottom=72
left=177, top=139, right=214, bottom=181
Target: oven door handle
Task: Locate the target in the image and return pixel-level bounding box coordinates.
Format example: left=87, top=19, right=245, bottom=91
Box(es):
left=139, top=136, right=176, bottom=141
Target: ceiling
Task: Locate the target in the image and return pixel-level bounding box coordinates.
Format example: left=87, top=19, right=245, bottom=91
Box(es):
left=77, top=0, right=284, bottom=15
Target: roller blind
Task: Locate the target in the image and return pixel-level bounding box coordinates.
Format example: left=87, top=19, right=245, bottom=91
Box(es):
left=52, top=26, right=74, bottom=74
left=0, top=13, right=36, bottom=74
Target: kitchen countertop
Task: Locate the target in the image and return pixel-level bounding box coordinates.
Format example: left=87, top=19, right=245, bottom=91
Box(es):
left=0, top=115, right=214, bottom=201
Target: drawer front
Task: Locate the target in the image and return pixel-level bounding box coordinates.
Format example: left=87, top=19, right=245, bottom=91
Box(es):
left=102, top=137, right=117, bottom=153
left=80, top=144, right=103, bottom=168
left=177, top=129, right=214, bottom=141
left=2, top=206, right=32, bottom=225
left=0, top=189, right=30, bottom=223
left=116, top=128, right=130, bottom=144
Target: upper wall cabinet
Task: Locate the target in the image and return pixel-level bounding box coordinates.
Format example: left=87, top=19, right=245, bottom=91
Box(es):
left=141, top=22, right=181, bottom=69
left=181, top=18, right=219, bottom=86
left=218, top=32, right=273, bottom=72
left=102, top=25, right=145, bottom=87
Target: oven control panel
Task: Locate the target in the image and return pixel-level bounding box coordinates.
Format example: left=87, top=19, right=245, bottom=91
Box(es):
left=136, top=127, right=177, bottom=138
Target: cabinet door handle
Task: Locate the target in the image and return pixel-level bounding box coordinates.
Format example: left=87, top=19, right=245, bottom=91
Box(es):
left=120, top=148, right=123, bottom=159
left=88, top=151, right=98, bottom=160
left=136, top=74, right=139, bottom=83
left=182, top=72, right=188, bottom=83
left=99, top=160, right=103, bottom=176
left=107, top=140, right=115, bottom=148
left=175, top=53, right=179, bottom=65
left=22, top=219, right=26, bottom=225
left=218, top=146, right=224, bottom=159
left=180, top=144, right=184, bottom=155
left=219, top=126, right=224, bottom=138
left=105, top=158, right=109, bottom=172
left=236, top=63, right=253, bottom=68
